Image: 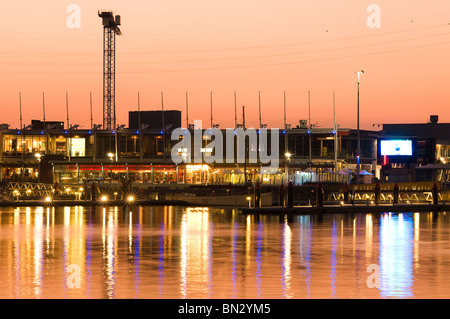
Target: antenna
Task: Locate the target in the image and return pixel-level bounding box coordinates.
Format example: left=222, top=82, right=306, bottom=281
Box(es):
left=308, top=91, right=311, bottom=130
left=42, top=92, right=46, bottom=129
left=259, top=91, right=262, bottom=129
left=234, top=91, right=237, bottom=128
left=333, top=91, right=335, bottom=129
left=66, top=92, right=70, bottom=130
left=308, top=91, right=312, bottom=161
left=19, top=92, right=24, bottom=171
left=283, top=91, right=286, bottom=130
left=137, top=91, right=141, bottom=130
left=242, top=105, right=247, bottom=184
left=210, top=91, right=213, bottom=128
left=19, top=92, right=22, bottom=129
left=161, top=91, right=165, bottom=130
left=161, top=91, right=166, bottom=161
left=333, top=91, right=338, bottom=172
left=186, top=91, right=189, bottom=128
left=90, top=92, right=93, bottom=130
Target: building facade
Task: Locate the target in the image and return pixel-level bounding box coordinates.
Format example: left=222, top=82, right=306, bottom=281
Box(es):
left=381, top=115, right=450, bottom=183
left=0, top=120, right=382, bottom=186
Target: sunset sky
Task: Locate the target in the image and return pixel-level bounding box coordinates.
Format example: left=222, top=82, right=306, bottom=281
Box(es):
left=1, top=1, right=450, bottom=130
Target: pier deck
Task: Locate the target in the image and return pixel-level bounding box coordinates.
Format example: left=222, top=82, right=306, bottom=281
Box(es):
left=241, top=202, right=450, bottom=214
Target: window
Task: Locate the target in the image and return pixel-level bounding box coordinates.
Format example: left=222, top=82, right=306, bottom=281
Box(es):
left=69, top=138, right=86, bottom=157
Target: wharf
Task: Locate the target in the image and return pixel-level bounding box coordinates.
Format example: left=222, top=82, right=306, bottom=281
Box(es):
left=0, top=199, right=189, bottom=207
left=240, top=202, right=450, bottom=215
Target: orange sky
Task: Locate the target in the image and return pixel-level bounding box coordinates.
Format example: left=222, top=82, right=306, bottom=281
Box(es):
left=1, top=1, right=450, bottom=130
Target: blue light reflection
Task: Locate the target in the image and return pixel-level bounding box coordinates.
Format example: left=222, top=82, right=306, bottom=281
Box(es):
left=379, top=213, right=414, bottom=298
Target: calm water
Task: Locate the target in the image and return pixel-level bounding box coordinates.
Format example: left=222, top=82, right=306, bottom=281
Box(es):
left=1, top=205, right=450, bottom=299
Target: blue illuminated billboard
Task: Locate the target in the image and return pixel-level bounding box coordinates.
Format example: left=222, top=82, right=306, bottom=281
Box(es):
left=380, top=139, right=413, bottom=156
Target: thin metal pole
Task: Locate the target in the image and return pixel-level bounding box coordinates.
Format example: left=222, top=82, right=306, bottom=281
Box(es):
left=357, top=78, right=360, bottom=184
left=66, top=92, right=70, bottom=130
left=333, top=91, right=338, bottom=174
left=66, top=92, right=71, bottom=162
left=161, top=91, right=166, bottom=161
left=19, top=92, right=22, bottom=130
left=234, top=91, right=237, bottom=128
left=186, top=91, right=189, bottom=128
left=42, top=92, right=48, bottom=154
left=138, top=92, right=143, bottom=160
left=42, top=92, right=46, bottom=127
left=284, top=91, right=288, bottom=160
left=115, top=132, right=118, bottom=162
left=308, top=91, right=312, bottom=162
left=210, top=91, right=213, bottom=128
left=258, top=91, right=262, bottom=128
left=90, top=92, right=93, bottom=130
left=283, top=91, right=286, bottom=130
left=138, top=91, right=141, bottom=130
left=19, top=92, right=24, bottom=182
left=91, top=93, right=96, bottom=161
left=243, top=105, right=247, bottom=184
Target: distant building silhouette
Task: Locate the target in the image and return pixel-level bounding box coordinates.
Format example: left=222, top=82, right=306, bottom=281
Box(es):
left=129, top=110, right=181, bottom=130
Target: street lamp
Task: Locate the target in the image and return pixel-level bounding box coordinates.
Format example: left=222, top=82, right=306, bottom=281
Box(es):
left=356, top=70, right=364, bottom=185
left=35, top=153, right=42, bottom=183
left=285, top=152, right=292, bottom=183
left=108, top=152, right=114, bottom=179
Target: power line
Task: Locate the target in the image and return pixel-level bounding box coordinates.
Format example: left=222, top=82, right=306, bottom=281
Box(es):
left=123, top=23, right=449, bottom=55
left=1, top=23, right=447, bottom=57
left=101, top=40, right=450, bottom=73
left=1, top=36, right=449, bottom=72
left=101, top=31, right=450, bottom=65
left=0, top=26, right=449, bottom=74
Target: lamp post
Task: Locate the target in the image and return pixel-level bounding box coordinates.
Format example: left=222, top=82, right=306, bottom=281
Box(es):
left=35, top=153, right=42, bottom=183
left=356, top=70, right=364, bottom=184
left=246, top=196, right=252, bottom=208
left=108, top=152, right=114, bottom=180
left=285, top=152, right=292, bottom=184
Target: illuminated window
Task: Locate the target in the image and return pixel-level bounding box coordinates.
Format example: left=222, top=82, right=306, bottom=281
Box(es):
left=69, top=138, right=86, bottom=157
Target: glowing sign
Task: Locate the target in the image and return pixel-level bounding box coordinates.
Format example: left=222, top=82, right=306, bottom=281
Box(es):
left=380, top=140, right=412, bottom=156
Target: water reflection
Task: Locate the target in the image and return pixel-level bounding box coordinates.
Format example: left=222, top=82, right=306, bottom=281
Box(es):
left=102, top=207, right=118, bottom=299
left=330, top=220, right=337, bottom=298
left=231, top=211, right=238, bottom=298
left=130, top=211, right=140, bottom=299
left=298, top=215, right=312, bottom=298
left=180, top=207, right=211, bottom=298
left=281, top=217, right=292, bottom=298
left=2, top=206, right=450, bottom=298
left=379, top=213, right=414, bottom=298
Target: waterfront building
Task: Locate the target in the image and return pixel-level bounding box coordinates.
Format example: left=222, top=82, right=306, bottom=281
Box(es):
left=381, top=115, right=450, bottom=183
left=0, top=116, right=380, bottom=186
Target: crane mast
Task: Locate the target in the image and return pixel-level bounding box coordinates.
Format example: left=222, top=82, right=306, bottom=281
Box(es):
left=98, top=10, right=121, bottom=130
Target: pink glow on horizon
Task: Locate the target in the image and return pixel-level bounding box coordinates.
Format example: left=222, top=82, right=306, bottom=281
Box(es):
left=1, top=1, right=450, bottom=130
